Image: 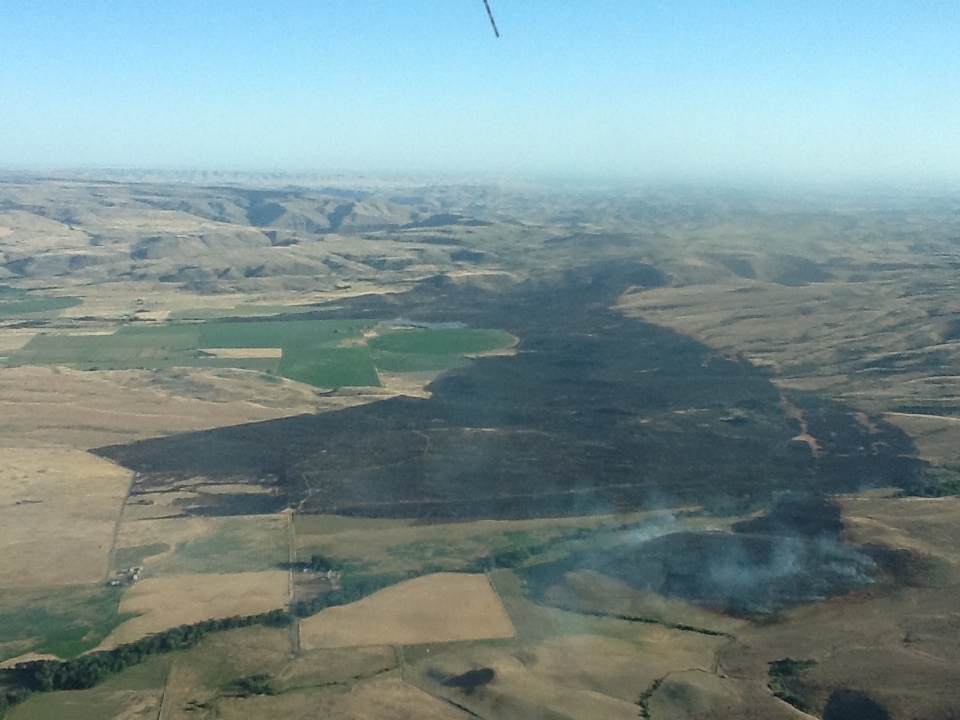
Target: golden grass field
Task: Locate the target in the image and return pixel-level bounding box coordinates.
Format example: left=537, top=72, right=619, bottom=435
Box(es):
left=883, top=411, right=960, bottom=466
left=408, top=623, right=731, bottom=720
left=217, top=675, right=467, bottom=720
left=98, top=571, right=289, bottom=648
left=0, top=366, right=316, bottom=450
left=617, top=278, right=960, bottom=413
left=840, top=495, right=960, bottom=579
left=0, top=448, right=129, bottom=587
left=299, top=573, right=515, bottom=650
left=293, top=675, right=469, bottom=720
left=645, top=669, right=813, bottom=720
left=0, top=210, right=89, bottom=250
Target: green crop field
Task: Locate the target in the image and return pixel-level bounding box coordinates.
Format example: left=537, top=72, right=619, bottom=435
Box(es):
left=111, top=324, right=203, bottom=343
left=4, top=318, right=513, bottom=390
left=0, top=294, right=82, bottom=318
left=7, top=337, right=281, bottom=374
left=11, top=329, right=201, bottom=368
left=194, top=318, right=375, bottom=349
left=369, top=348, right=473, bottom=372
left=368, top=327, right=515, bottom=373
left=369, top=328, right=515, bottom=356
left=279, top=346, right=381, bottom=387
left=6, top=318, right=375, bottom=386
left=0, top=587, right=131, bottom=661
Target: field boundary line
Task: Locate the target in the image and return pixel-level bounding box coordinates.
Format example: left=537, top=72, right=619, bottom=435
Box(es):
left=105, top=467, right=136, bottom=582
left=484, top=571, right=517, bottom=638
left=287, top=509, right=301, bottom=656
left=155, top=661, right=172, bottom=720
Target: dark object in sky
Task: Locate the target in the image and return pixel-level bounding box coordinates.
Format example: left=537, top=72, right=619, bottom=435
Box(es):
left=482, top=0, right=500, bottom=37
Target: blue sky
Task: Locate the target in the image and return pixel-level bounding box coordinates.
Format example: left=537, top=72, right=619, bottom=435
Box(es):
left=1, top=1, right=958, bottom=184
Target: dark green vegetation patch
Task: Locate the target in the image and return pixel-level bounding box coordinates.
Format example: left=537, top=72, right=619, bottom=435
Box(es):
left=767, top=658, right=817, bottom=714
left=903, top=466, right=960, bottom=497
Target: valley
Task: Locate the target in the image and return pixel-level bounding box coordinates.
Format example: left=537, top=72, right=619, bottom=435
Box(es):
left=1, top=174, right=959, bottom=719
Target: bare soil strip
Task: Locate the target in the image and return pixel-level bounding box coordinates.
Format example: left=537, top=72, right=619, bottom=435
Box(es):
left=200, top=347, right=283, bottom=359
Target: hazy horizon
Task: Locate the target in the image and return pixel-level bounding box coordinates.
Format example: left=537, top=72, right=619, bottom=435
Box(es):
left=3, top=1, right=959, bottom=185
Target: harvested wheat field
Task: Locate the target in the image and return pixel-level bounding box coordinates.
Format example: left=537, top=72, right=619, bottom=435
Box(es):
left=0, top=366, right=344, bottom=450
left=299, top=573, right=515, bottom=649
left=0, top=448, right=130, bottom=587
left=98, top=571, right=288, bottom=648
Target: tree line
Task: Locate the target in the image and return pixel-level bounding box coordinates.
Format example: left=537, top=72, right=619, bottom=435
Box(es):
left=0, top=609, right=290, bottom=716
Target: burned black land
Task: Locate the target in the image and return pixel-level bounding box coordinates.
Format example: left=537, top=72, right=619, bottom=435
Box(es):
left=95, top=261, right=924, bottom=522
